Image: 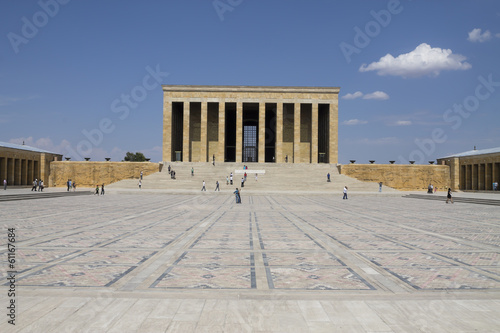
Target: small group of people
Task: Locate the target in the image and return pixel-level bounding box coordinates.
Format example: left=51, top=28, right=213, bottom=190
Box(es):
left=427, top=184, right=437, bottom=193
left=95, top=183, right=105, bottom=195
left=66, top=179, right=76, bottom=192
left=32, top=179, right=45, bottom=191
left=167, top=165, right=176, bottom=179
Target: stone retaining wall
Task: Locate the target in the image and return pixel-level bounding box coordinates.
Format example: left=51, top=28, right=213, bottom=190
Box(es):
left=49, top=162, right=159, bottom=187
left=340, top=164, right=450, bottom=191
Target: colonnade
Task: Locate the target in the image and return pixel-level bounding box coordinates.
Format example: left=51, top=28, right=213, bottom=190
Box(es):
left=460, top=162, right=500, bottom=190
left=162, top=85, right=340, bottom=164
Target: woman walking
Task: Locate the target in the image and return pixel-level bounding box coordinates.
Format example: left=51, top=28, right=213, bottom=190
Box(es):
left=446, top=188, right=453, bottom=204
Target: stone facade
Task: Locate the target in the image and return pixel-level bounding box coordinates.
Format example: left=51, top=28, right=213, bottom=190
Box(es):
left=162, top=85, right=339, bottom=164
left=437, top=147, right=500, bottom=191
left=340, top=164, right=450, bottom=191
left=0, top=142, right=62, bottom=187
left=49, top=162, right=159, bottom=187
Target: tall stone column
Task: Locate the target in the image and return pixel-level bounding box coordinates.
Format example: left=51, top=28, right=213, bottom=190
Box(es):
left=0, top=157, right=6, bottom=183
left=258, top=103, right=265, bottom=163
left=21, top=159, right=27, bottom=185
left=276, top=103, right=283, bottom=163
left=311, top=103, right=318, bottom=164
left=200, top=101, right=208, bottom=162
left=485, top=162, right=492, bottom=190
left=236, top=102, right=243, bottom=163
left=293, top=103, right=301, bottom=163
left=182, top=102, right=190, bottom=162
left=329, top=100, right=339, bottom=164
left=14, top=159, right=21, bottom=185
left=218, top=102, right=225, bottom=163
left=162, top=99, right=172, bottom=162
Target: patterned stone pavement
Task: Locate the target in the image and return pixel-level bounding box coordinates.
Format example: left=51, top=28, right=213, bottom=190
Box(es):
left=1, top=192, right=500, bottom=332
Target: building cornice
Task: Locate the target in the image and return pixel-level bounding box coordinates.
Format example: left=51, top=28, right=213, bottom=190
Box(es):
left=162, top=85, right=340, bottom=95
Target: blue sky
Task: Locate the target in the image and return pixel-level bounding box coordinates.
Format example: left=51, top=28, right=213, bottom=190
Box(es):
left=1, top=0, right=499, bottom=164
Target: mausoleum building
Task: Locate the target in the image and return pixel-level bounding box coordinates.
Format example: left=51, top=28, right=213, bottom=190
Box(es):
left=162, top=85, right=339, bottom=164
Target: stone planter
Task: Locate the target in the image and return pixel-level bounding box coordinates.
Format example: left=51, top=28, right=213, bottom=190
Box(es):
left=369, top=160, right=375, bottom=164
left=84, top=158, right=91, bottom=161
left=389, top=161, right=395, bottom=164
left=409, top=161, right=415, bottom=164
left=350, top=160, right=356, bottom=164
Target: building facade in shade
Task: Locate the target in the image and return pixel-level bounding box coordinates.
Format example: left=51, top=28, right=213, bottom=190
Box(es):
left=0, top=142, right=63, bottom=186
left=162, top=85, right=340, bottom=164
left=437, top=147, right=500, bottom=191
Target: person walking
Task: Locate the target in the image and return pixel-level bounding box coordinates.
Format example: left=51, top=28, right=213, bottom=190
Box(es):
left=95, top=185, right=100, bottom=195
left=3, top=179, right=7, bottom=190
left=230, top=173, right=233, bottom=185
left=67, top=179, right=70, bottom=191
left=39, top=180, right=44, bottom=192
left=101, top=183, right=105, bottom=195
left=191, top=167, right=194, bottom=177
left=379, top=182, right=382, bottom=192
left=213, top=154, right=215, bottom=166
left=138, top=180, right=142, bottom=189
left=343, top=186, right=348, bottom=200
left=32, top=179, right=37, bottom=191
left=73, top=181, right=76, bottom=192
left=244, top=172, right=247, bottom=181
left=226, top=176, right=229, bottom=185
left=215, top=180, right=220, bottom=191
left=327, top=173, right=330, bottom=182
left=140, top=170, right=143, bottom=180
left=255, top=173, right=258, bottom=181
left=201, top=180, right=206, bottom=191
left=241, top=177, right=245, bottom=188
left=233, top=188, right=241, bottom=204
left=446, top=188, right=453, bottom=204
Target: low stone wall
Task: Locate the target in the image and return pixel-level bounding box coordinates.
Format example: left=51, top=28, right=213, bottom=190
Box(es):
left=49, top=162, right=159, bottom=187
left=340, top=164, right=450, bottom=191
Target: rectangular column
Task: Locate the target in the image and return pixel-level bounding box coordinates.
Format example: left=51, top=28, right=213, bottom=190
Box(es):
left=485, top=163, right=492, bottom=190
left=7, top=158, right=14, bottom=185
left=472, top=164, right=478, bottom=190
left=236, top=102, right=243, bottom=163
left=217, top=102, right=225, bottom=163
left=27, top=160, right=33, bottom=184
left=162, top=99, right=172, bottom=162
left=311, top=103, right=318, bottom=163
left=21, top=159, right=27, bottom=185
left=182, top=102, right=190, bottom=162
left=329, top=100, right=339, bottom=164
left=258, top=103, right=265, bottom=163
left=293, top=102, right=300, bottom=163
left=14, top=159, right=21, bottom=185
left=0, top=157, right=6, bottom=183
left=200, top=101, right=208, bottom=162
left=276, top=103, right=283, bottom=163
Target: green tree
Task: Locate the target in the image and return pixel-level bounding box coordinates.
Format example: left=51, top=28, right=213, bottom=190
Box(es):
left=123, top=152, right=148, bottom=162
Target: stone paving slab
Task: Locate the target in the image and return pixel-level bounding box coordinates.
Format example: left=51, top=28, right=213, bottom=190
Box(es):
left=0, top=192, right=499, bottom=332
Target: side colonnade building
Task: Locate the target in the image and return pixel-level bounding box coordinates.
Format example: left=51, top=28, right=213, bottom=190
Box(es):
left=437, top=147, right=500, bottom=191
left=162, top=85, right=339, bottom=164
left=0, top=142, right=63, bottom=186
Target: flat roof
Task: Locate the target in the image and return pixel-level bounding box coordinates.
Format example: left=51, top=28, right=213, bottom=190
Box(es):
left=0, top=141, right=62, bottom=155
left=162, top=84, right=340, bottom=94
left=440, top=147, right=500, bottom=158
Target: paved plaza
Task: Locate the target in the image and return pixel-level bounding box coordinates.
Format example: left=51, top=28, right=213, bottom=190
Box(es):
left=1, top=190, right=500, bottom=332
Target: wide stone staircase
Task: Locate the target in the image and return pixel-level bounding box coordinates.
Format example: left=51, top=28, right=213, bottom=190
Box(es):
left=107, top=162, right=399, bottom=194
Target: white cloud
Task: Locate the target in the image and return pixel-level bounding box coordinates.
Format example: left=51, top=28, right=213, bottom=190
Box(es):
left=467, top=28, right=492, bottom=42
left=363, top=91, right=389, bottom=100
left=343, top=119, right=368, bottom=125
left=342, top=91, right=389, bottom=100
left=342, top=91, right=363, bottom=100
left=355, top=137, right=399, bottom=145
left=359, top=43, right=471, bottom=78
left=392, top=120, right=412, bottom=126
left=9, top=136, right=71, bottom=154
left=0, top=95, right=39, bottom=106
